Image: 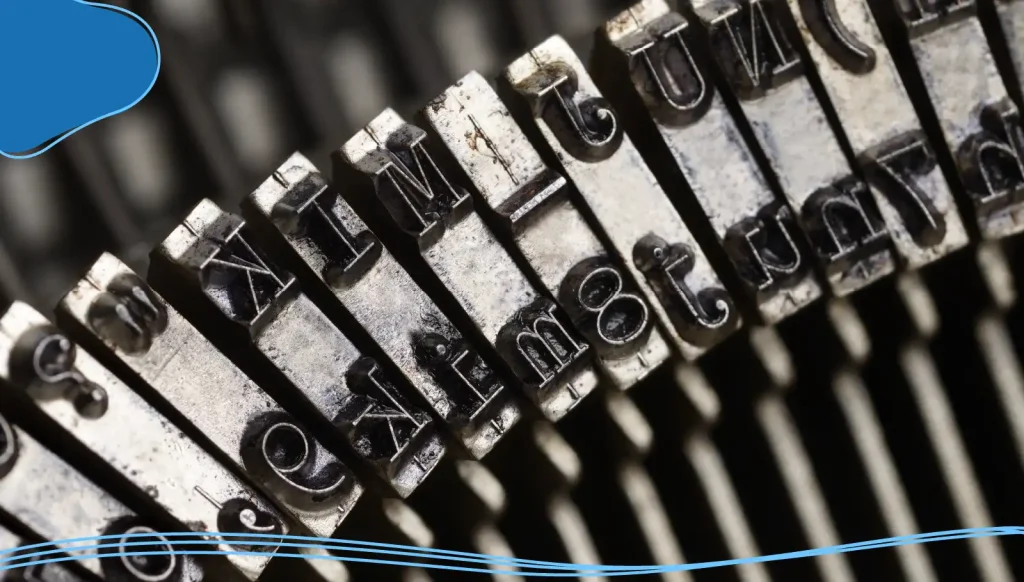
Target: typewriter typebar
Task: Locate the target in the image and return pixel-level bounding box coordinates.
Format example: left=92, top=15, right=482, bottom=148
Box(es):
left=0, top=412, right=205, bottom=581
left=887, top=0, right=1024, bottom=238
left=688, top=0, right=899, bottom=297
left=594, top=0, right=823, bottom=325
left=0, top=522, right=88, bottom=582
left=244, top=153, right=522, bottom=461
left=3, top=0, right=1024, bottom=580
left=154, top=199, right=446, bottom=497
left=336, top=108, right=601, bottom=422
left=0, top=302, right=286, bottom=580
left=502, top=35, right=742, bottom=357
left=422, top=71, right=672, bottom=390
left=785, top=0, right=970, bottom=268
left=56, top=255, right=363, bottom=538
left=992, top=0, right=1024, bottom=99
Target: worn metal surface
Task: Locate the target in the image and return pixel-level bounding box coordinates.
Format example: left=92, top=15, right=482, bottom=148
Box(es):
left=688, top=0, right=898, bottom=297
left=784, top=0, right=969, bottom=269
left=501, top=36, right=742, bottom=356
left=0, top=415, right=205, bottom=582
left=156, top=199, right=446, bottom=498
left=993, top=0, right=1024, bottom=97
left=336, top=109, right=600, bottom=422
left=0, top=522, right=88, bottom=582
left=5, top=2, right=1024, bottom=581
left=595, top=0, right=823, bottom=325
left=245, top=154, right=521, bottom=460
left=890, top=0, right=1024, bottom=239
left=56, top=254, right=362, bottom=540
left=0, top=302, right=281, bottom=581
left=0, top=418, right=126, bottom=578
left=423, top=71, right=672, bottom=389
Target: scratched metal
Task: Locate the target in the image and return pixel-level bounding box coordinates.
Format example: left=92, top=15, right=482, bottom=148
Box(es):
left=423, top=71, right=672, bottom=389
left=157, top=199, right=446, bottom=497
left=0, top=522, right=89, bottom=582
left=336, top=109, right=600, bottom=422
left=246, top=154, right=521, bottom=460
left=993, top=0, right=1024, bottom=97
left=0, top=415, right=205, bottom=582
left=57, top=254, right=363, bottom=538
left=784, top=0, right=969, bottom=269
left=891, top=0, right=1024, bottom=238
left=502, top=36, right=742, bottom=358
left=596, top=0, right=823, bottom=325
left=0, top=302, right=284, bottom=581
left=688, top=0, right=897, bottom=297
left=0, top=418, right=123, bottom=578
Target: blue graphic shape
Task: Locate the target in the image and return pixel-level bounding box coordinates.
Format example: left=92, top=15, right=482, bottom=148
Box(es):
left=0, top=0, right=160, bottom=158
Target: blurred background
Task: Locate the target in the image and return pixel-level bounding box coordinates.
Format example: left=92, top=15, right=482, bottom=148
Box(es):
left=8, top=3, right=1024, bottom=581
left=0, top=0, right=630, bottom=311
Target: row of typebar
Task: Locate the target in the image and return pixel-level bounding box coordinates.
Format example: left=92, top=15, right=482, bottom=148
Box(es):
left=2, top=0, right=1024, bottom=580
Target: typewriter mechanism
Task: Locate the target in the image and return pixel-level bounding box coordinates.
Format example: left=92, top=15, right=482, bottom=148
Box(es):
left=1, top=0, right=1024, bottom=580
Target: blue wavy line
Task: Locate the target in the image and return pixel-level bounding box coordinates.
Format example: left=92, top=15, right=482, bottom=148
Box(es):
left=1, top=540, right=578, bottom=572
left=0, top=529, right=1006, bottom=571
left=0, top=0, right=161, bottom=159
left=0, top=531, right=580, bottom=570
left=0, top=527, right=1020, bottom=577
left=2, top=527, right=1001, bottom=571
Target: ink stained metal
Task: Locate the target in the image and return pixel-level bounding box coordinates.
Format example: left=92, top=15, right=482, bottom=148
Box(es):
left=245, top=153, right=521, bottom=461
left=0, top=302, right=285, bottom=581
left=157, top=200, right=446, bottom=498
left=57, top=254, right=363, bottom=539
left=785, top=0, right=969, bottom=268
left=992, top=0, right=1024, bottom=99
left=336, top=109, right=600, bottom=422
left=502, top=35, right=742, bottom=357
left=422, top=71, right=671, bottom=390
left=0, top=412, right=205, bottom=582
left=0, top=523, right=89, bottom=582
left=689, top=0, right=897, bottom=297
left=596, top=0, right=823, bottom=325
left=891, top=0, right=1024, bottom=238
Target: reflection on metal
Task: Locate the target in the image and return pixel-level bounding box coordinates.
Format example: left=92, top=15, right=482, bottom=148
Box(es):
left=58, top=255, right=362, bottom=541
left=596, top=0, right=821, bottom=325
left=690, top=0, right=896, bottom=297
left=156, top=199, right=446, bottom=498
left=503, top=36, right=741, bottom=356
left=899, top=343, right=1014, bottom=582
left=337, top=109, right=599, bottom=421
left=424, top=72, right=670, bottom=389
left=785, top=0, right=968, bottom=269
left=0, top=415, right=206, bottom=581
left=887, top=0, right=1024, bottom=238
left=2, top=2, right=1024, bottom=581
left=0, top=302, right=284, bottom=580
left=247, top=153, right=520, bottom=460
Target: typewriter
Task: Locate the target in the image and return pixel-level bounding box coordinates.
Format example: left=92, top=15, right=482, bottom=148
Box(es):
left=1, top=0, right=1024, bottom=580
